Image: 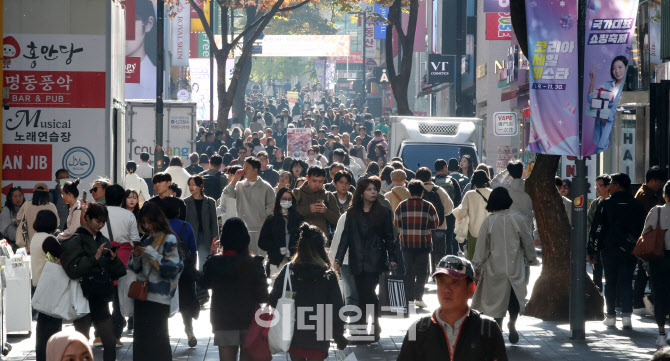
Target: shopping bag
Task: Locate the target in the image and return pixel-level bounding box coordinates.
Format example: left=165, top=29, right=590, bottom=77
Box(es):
left=32, top=262, right=73, bottom=319
left=243, top=308, right=273, bottom=361
left=268, top=263, right=295, bottom=354
left=117, top=271, right=136, bottom=317
left=379, top=271, right=409, bottom=318
left=342, top=352, right=359, bottom=361
left=70, top=279, right=90, bottom=320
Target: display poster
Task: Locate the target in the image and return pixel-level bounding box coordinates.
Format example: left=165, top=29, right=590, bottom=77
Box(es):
left=286, top=128, right=312, bottom=159
left=125, top=0, right=160, bottom=99
left=525, top=0, right=638, bottom=157
left=486, top=13, right=512, bottom=40
left=189, top=58, right=218, bottom=121
left=2, top=34, right=107, bottom=197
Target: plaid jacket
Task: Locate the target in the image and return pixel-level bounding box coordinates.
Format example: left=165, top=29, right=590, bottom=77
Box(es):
left=394, top=198, right=439, bottom=250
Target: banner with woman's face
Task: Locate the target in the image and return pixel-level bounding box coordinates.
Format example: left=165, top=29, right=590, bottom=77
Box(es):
left=525, top=0, right=638, bottom=157
left=124, top=0, right=159, bottom=100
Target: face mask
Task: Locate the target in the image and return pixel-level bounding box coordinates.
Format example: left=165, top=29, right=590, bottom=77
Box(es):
left=59, top=178, right=72, bottom=186
left=280, top=200, right=292, bottom=209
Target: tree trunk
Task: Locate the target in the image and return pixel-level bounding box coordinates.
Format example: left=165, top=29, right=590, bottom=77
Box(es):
left=391, top=78, right=412, bottom=115
left=524, top=154, right=604, bottom=321
left=384, top=0, right=417, bottom=117
left=232, top=7, right=257, bottom=122
left=217, top=54, right=233, bottom=130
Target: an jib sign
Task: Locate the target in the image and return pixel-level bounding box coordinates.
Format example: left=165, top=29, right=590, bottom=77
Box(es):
left=493, top=112, right=518, bottom=136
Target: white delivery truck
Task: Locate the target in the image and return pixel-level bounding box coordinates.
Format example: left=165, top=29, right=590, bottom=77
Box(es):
left=126, top=100, right=198, bottom=163
left=388, top=116, right=484, bottom=171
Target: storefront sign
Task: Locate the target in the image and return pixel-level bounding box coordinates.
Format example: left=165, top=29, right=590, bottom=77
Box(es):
left=525, top=0, right=638, bottom=157
left=561, top=155, right=597, bottom=199
left=493, top=112, right=518, bottom=136
left=428, top=54, right=455, bottom=84
left=486, top=13, right=512, bottom=40
left=621, top=127, right=636, bottom=180
left=170, top=1, right=190, bottom=67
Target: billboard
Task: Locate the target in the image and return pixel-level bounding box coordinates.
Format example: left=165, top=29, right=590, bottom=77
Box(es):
left=525, top=0, right=638, bottom=157
left=486, top=13, right=512, bottom=40
left=484, top=0, right=510, bottom=13
left=2, top=34, right=107, bottom=192
left=124, top=0, right=160, bottom=100
left=255, top=35, right=350, bottom=57
left=170, top=1, right=191, bottom=67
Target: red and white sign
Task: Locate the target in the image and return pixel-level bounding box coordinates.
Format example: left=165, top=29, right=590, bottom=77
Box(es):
left=125, top=56, right=141, bottom=83
left=2, top=34, right=106, bottom=71
left=486, top=13, right=512, bottom=40
left=170, top=1, right=190, bottom=67
left=328, top=52, right=363, bottom=64
left=493, top=112, right=518, bottom=136
left=5, top=70, right=106, bottom=108
left=2, top=144, right=52, bottom=181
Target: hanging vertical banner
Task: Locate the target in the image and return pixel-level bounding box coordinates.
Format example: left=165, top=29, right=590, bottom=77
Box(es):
left=485, top=13, right=512, bottom=40
left=484, top=0, right=510, bottom=13
left=374, top=3, right=390, bottom=39
left=126, top=0, right=160, bottom=100
left=315, top=59, right=326, bottom=88
left=525, top=0, right=638, bottom=157
left=581, top=1, right=638, bottom=156
left=170, top=1, right=190, bottom=66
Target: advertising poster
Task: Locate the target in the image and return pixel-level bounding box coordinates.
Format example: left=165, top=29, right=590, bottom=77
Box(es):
left=525, top=0, right=637, bottom=157
left=484, top=0, right=510, bottom=13
left=581, top=0, right=639, bottom=156
left=125, top=0, right=159, bottom=100
left=286, top=128, right=312, bottom=159
left=374, top=3, right=390, bottom=39
left=189, top=58, right=218, bottom=121
left=170, top=1, right=190, bottom=67
left=2, top=34, right=107, bottom=196
left=486, top=13, right=512, bottom=40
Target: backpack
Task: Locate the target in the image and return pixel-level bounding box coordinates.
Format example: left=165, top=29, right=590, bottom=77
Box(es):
left=202, top=171, right=223, bottom=200
left=435, top=175, right=462, bottom=208
left=422, top=187, right=445, bottom=227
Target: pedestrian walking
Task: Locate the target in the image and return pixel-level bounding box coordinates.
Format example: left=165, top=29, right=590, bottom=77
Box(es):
left=60, top=203, right=127, bottom=361
left=15, top=184, right=59, bottom=253
left=56, top=179, right=82, bottom=241
left=269, top=223, right=347, bottom=359
left=471, top=187, right=538, bottom=344
left=293, top=166, right=340, bottom=237
left=129, top=202, right=184, bottom=361
left=258, top=188, right=303, bottom=279
left=165, top=157, right=192, bottom=199
left=587, top=174, right=611, bottom=293
left=89, top=178, right=111, bottom=204
left=50, top=169, right=70, bottom=231
left=396, top=255, right=507, bottom=361
left=453, top=170, right=491, bottom=260
left=185, top=175, right=219, bottom=270
left=123, top=161, right=151, bottom=204
left=199, top=218, right=268, bottom=361
left=334, top=176, right=398, bottom=342
left=394, top=180, right=440, bottom=309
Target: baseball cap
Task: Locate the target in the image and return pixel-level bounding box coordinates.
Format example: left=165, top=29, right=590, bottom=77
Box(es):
left=33, top=182, right=49, bottom=192
left=432, top=255, right=475, bottom=281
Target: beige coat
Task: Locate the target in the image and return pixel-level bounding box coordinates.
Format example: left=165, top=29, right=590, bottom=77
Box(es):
left=453, top=187, right=492, bottom=237
left=422, top=182, right=454, bottom=230
left=471, top=209, right=537, bottom=318
left=16, top=202, right=59, bottom=250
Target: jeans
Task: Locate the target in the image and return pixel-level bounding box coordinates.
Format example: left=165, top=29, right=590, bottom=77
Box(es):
left=35, top=312, right=62, bottom=361
left=601, top=248, right=637, bottom=316
left=134, top=300, right=172, bottom=361
left=402, top=249, right=429, bottom=302
left=340, top=264, right=359, bottom=306
left=430, top=230, right=446, bottom=273
left=445, top=215, right=459, bottom=256
left=648, top=255, right=670, bottom=328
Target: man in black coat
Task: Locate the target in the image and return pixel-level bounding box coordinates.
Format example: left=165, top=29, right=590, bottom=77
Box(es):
left=397, top=256, right=507, bottom=361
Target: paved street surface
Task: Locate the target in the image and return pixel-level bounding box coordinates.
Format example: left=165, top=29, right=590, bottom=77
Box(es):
left=2, top=259, right=663, bottom=361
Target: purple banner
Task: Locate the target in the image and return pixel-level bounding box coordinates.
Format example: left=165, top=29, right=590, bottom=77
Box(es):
left=526, top=0, right=638, bottom=157
left=581, top=2, right=638, bottom=156
left=484, top=0, right=509, bottom=13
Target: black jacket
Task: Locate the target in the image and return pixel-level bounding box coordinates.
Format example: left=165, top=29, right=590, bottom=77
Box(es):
left=60, top=227, right=127, bottom=281
left=335, top=203, right=398, bottom=275
left=589, top=191, right=646, bottom=255
left=397, top=310, right=507, bottom=361
left=258, top=210, right=303, bottom=266
left=199, top=254, right=268, bottom=331
left=269, top=263, right=346, bottom=352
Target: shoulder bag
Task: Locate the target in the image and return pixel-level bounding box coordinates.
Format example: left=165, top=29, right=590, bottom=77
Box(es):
left=14, top=214, right=28, bottom=248
left=268, top=263, right=295, bottom=354
left=128, top=234, right=167, bottom=301
left=633, top=207, right=666, bottom=260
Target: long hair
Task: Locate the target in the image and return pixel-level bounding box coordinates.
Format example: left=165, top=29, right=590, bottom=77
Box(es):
left=350, top=176, right=382, bottom=218
left=272, top=188, right=296, bottom=218
left=138, top=202, right=175, bottom=236
left=292, top=223, right=330, bottom=269
left=121, top=189, right=141, bottom=219
left=460, top=155, right=474, bottom=178
left=5, top=187, right=25, bottom=216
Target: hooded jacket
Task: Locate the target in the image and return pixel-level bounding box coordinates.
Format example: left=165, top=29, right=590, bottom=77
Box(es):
left=199, top=254, right=268, bottom=331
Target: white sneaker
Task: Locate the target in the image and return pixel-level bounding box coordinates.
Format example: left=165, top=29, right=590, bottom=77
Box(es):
left=657, top=334, right=668, bottom=347
left=622, top=316, right=632, bottom=329
left=633, top=308, right=647, bottom=316
left=414, top=300, right=428, bottom=309
left=408, top=300, right=415, bottom=305
left=644, top=296, right=655, bottom=317
left=604, top=315, right=616, bottom=327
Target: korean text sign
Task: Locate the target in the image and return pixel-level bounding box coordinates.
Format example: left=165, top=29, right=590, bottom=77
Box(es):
left=525, top=0, right=638, bottom=157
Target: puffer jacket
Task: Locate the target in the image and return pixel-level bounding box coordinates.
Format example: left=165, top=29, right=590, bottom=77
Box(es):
left=335, top=202, right=398, bottom=275
left=60, top=227, right=127, bottom=281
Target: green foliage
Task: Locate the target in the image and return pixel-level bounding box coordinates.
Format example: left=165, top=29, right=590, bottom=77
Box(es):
left=249, top=57, right=313, bottom=81
left=264, top=3, right=337, bottom=35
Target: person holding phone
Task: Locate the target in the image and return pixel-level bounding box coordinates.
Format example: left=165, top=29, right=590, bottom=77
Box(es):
left=60, top=203, right=127, bottom=361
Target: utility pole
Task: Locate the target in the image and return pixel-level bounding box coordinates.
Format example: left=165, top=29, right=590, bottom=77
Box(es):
left=155, top=0, right=165, bottom=172
left=361, top=11, right=367, bottom=97
left=209, top=0, right=215, bottom=130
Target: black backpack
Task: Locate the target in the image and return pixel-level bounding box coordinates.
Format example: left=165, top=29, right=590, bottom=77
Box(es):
left=422, top=187, right=445, bottom=227
left=202, top=171, right=223, bottom=200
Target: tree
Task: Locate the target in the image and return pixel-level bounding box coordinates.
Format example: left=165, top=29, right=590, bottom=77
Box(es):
left=382, top=0, right=418, bottom=116
left=510, top=0, right=603, bottom=321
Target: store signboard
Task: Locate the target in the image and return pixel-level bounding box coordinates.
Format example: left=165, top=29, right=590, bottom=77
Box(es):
left=486, top=13, right=512, bottom=40
left=493, top=112, right=518, bottom=136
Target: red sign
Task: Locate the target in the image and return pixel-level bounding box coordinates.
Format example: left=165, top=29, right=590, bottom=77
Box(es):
left=125, top=56, right=141, bottom=83
left=328, top=52, right=363, bottom=64
left=2, top=144, right=52, bottom=181
left=486, top=13, right=512, bottom=40
left=4, top=70, right=106, bottom=108
left=120, top=0, right=136, bottom=41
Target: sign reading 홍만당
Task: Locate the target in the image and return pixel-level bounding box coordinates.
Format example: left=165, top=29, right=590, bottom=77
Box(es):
left=494, top=112, right=518, bottom=136
left=525, top=0, right=638, bottom=157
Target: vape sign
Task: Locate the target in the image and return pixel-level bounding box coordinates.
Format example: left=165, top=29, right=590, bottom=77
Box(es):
left=493, top=112, right=518, bottom=136
left=428, top=54, right=455, bottom=84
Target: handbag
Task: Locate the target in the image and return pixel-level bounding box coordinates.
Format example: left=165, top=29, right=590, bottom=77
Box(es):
left=128, top=234, right=166, bottom=301
left=243, top=306, right=273, bottom=361
left=81, top=269, right=114, bottom=302
left=633, top=208, right=666, bottom=260
left=268, top=263, right=295, bottom=354
left=379, top=270, right=409, bottom=317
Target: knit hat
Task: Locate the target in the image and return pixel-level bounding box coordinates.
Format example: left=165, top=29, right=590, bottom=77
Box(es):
left=220, top=217, right=250, bottom=252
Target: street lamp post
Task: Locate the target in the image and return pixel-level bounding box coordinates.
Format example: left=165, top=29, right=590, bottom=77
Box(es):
left=155, top=0, right=165, bottom=172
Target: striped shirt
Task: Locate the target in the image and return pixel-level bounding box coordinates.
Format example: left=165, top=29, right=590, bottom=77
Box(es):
left=394, top=198, right=439, bottom=250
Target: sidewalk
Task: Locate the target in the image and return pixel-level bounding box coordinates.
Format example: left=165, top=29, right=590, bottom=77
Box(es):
left=2, top=263, right=662, bottom=361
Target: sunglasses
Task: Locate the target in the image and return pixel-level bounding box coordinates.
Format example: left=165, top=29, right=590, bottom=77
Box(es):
left=439, top=258, right=467, bottom=273
left=90, top=187, right=98, bottom=193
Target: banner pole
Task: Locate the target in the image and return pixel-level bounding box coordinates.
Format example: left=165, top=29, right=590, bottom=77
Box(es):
left=569, top=0, right=588, bottom=341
